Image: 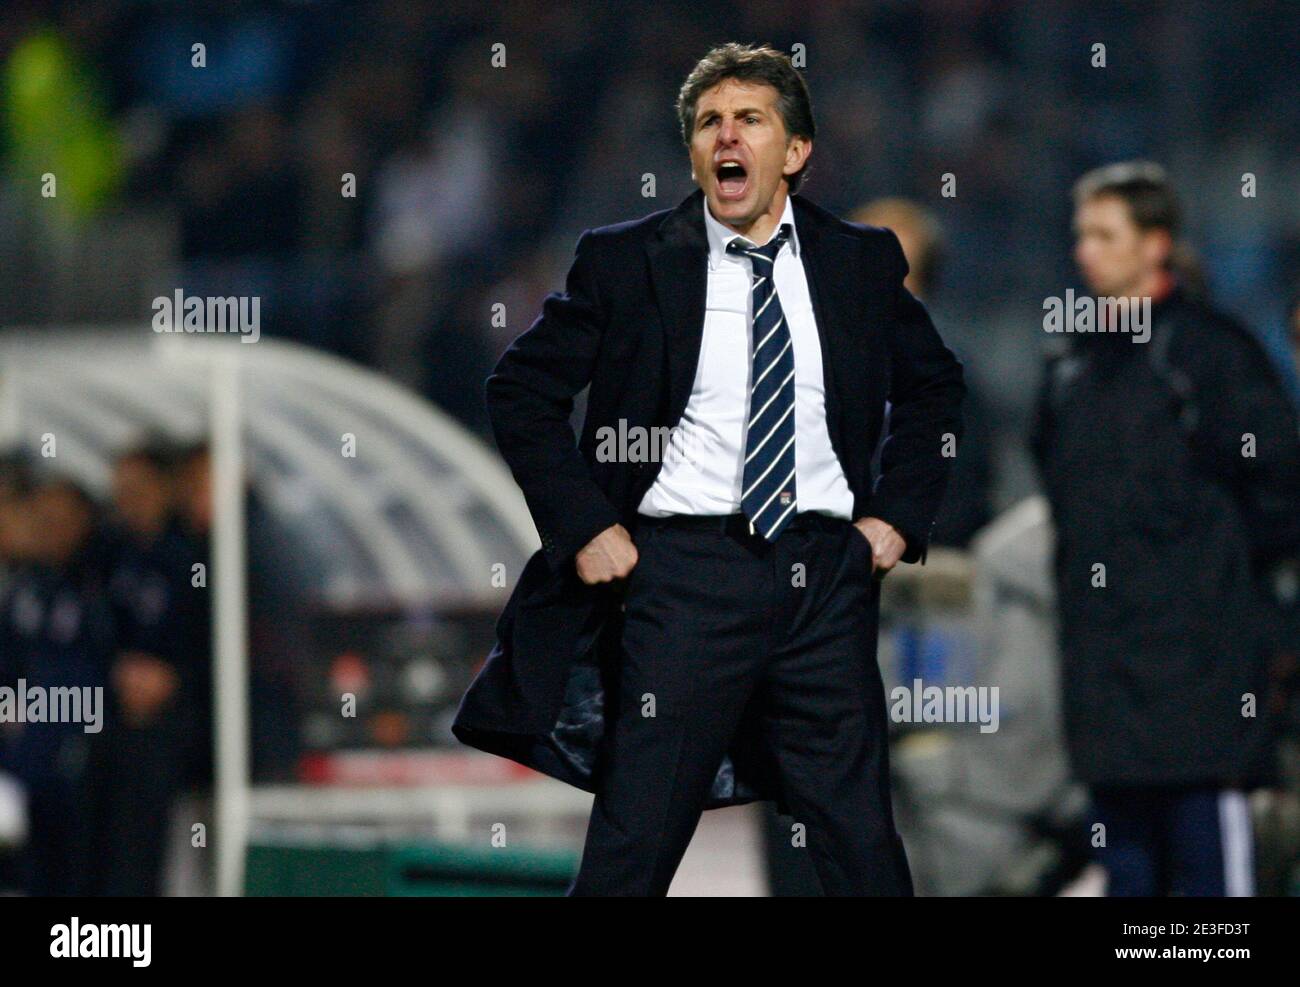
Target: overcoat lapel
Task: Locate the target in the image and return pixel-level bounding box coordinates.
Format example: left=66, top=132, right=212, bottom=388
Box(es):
left=646, top=189, right=710, bottom=431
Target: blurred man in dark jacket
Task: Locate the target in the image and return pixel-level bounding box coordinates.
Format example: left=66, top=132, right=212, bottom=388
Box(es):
left=1031, top=162, right=1300, bottom=896
left=0, top=479, right=114, bottom=895
left=85, top=440, right=203, bottom=895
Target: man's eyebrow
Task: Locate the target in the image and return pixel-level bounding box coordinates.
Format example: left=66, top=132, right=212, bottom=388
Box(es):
left=696, top=107, right=767, bottom=127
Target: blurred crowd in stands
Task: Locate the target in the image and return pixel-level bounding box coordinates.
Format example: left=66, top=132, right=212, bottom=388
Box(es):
left=3, top=1, right=1299, bottom=440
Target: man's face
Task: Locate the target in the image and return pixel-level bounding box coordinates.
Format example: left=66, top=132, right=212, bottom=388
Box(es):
left=33, top=486, right=93, bottom=566
left=178, top=454, right=213, bottom=534
left=113, top=458, right=172, bottom=537
left=689, top=78, right=810, bottom=232
left=1073, top=194, right=1168, bottom=296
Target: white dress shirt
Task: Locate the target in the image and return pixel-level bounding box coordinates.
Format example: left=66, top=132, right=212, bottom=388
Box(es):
left=637, top=195, right=855, bottom=519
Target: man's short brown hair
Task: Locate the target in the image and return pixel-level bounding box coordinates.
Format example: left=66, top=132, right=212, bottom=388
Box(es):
left=1072, top=160, right=1181, bottom=236
left=676, top=43, right=816, bottom=193
left=852, top=197, right=945, bottom=297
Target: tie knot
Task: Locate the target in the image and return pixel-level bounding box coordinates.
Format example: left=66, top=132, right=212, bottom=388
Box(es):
left=727, top=224, right=791, bottom=264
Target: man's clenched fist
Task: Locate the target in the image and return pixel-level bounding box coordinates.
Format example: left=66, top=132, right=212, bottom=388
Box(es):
left=576, top=523, right=639, bottom=585
left=853, top=517, right=907, bottom=577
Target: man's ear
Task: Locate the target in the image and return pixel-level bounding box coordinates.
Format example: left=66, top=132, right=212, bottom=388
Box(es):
left=1143, top=228, right=1174, bottom=270
left=783, top=135, right=811, bottom=180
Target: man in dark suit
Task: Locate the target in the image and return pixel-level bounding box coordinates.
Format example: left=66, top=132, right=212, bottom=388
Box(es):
left=452, top=43, right=965, bottom=896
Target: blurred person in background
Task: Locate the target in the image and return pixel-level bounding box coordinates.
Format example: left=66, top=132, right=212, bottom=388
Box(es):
left=83, top=438, right=203, bottom=895
left=1031, top=161, right=1300, bottom=896
left=852, top=197, right=993, bottom=548
left=0, top=458, right=33, bottom=890
left=173, top=444, right=214, bottom=793
left=1290, top=293, right=1300, bottom=410
left=0, top=456, right=36, bottom=888
left=1265, top=295, right=1300, bottom=769
left=0, top=478, right=114, bottom=895
left=175, top=442, right=302, bottom=786
left=0, top=454, right=36, bottom=597
left=852, top=198, right=944, bottom=301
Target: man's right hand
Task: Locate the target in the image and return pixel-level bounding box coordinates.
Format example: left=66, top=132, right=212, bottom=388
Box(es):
left=575, top=523, right=638, bottom=585
left=113, top=650, right=181, bottom=727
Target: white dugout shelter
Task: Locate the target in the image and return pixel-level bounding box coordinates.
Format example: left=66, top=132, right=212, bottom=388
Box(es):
left=0, top=328, right=560, bottom=894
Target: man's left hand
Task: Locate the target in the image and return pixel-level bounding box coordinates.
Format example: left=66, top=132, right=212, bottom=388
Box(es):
left=852, top=517, right=907, bottom=577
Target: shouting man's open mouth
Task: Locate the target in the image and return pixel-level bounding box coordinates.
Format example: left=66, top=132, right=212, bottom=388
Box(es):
left=715, top=158, right=749, bottom=201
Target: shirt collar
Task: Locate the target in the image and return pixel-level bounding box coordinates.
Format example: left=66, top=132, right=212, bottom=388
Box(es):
left=704, top=193, right=800, bottom=271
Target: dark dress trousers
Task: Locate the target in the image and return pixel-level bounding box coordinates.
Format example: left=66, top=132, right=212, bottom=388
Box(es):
left=452, top=187, right=965, bottom=892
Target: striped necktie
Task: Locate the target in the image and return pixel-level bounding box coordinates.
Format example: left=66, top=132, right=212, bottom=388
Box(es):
left=727, top=223, right=797, bottom=540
